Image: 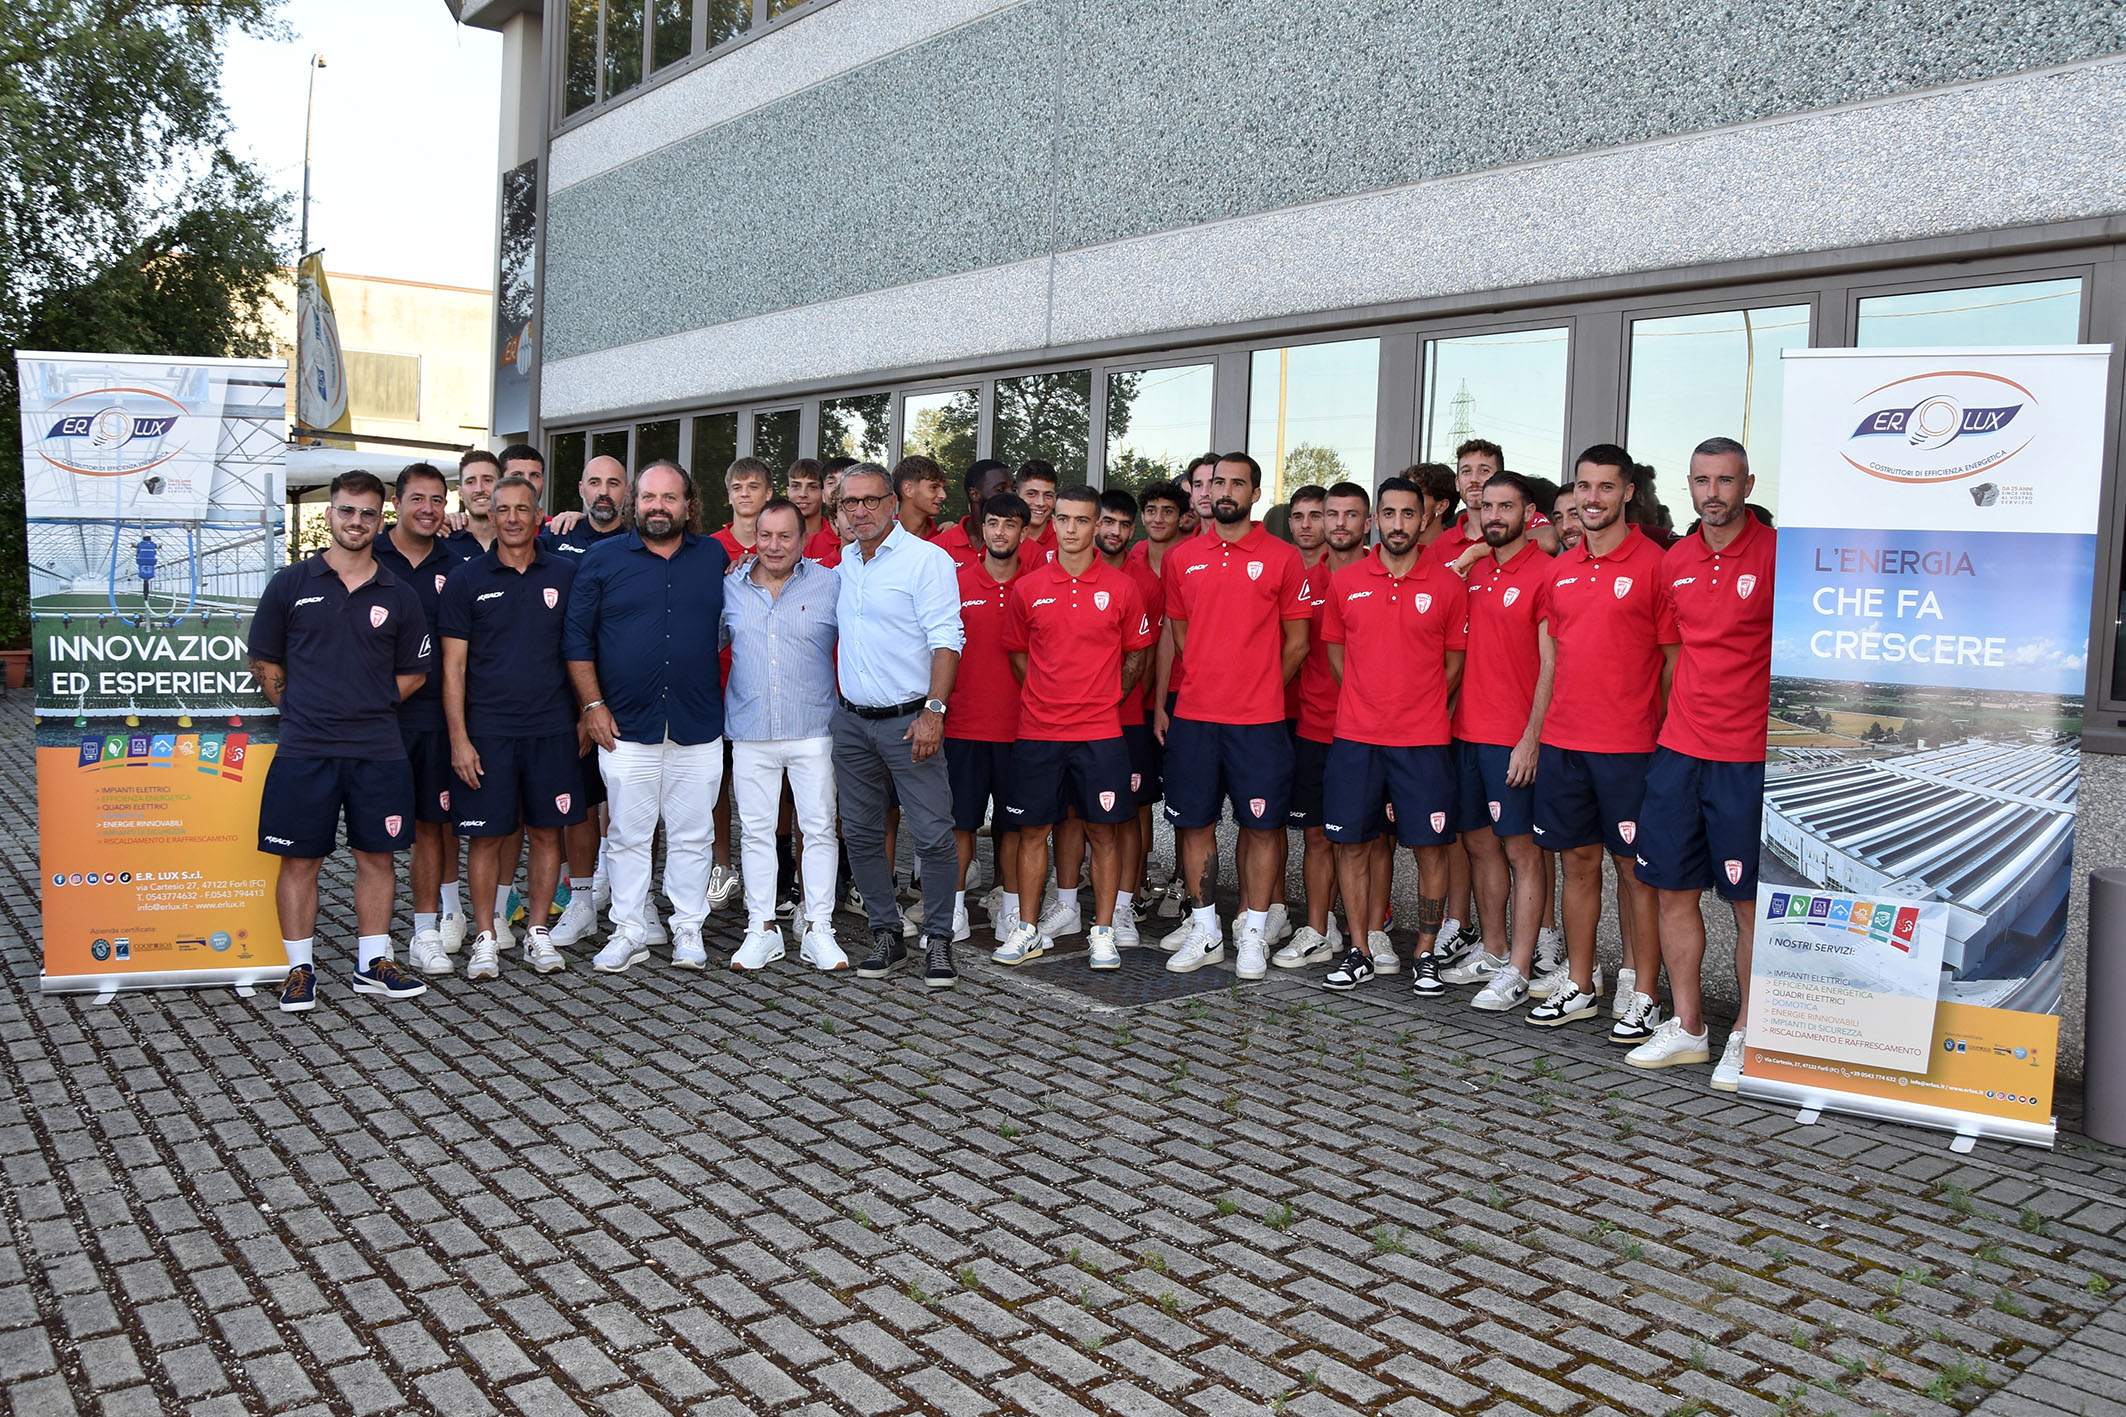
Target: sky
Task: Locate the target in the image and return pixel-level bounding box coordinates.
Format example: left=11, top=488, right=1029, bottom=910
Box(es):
left=220, top=0, right=502, bottom=290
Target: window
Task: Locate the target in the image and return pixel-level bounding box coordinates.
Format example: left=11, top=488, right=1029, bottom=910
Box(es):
left=691, top=413, right=737, bottom=529
left=752, top=408, right=799, bottom=475
left=344, top=351, right=419, bottom=423
left=900, top=387, right=977, bottom=508
left=1627, top=304, right=1809, bottom=519
left=559, top=1, right=805, bottom=119
left=590, top=428, right=631, bottom=467
left=652, top=0, right=692, bottom=71
left=1248, top=339, right=1379, bottom=506
left=1105, top=363, right=1214, bottom=499
left=548, top=431, right=588, bottom=514
left=1857, top=277, right=2083, bottom=348
left=994, top=370, right=1093, bottom=483
left=819, top=393, right=890, bottom=462
left=563, top=0, right=598, bottom=116
left=707, top=0, right=753, bottom=46
left=603, top=0, right=644, bottom=100
left=1419, top=327, right=1570, bottom=486
left=636, top=418, right=680, bottom=470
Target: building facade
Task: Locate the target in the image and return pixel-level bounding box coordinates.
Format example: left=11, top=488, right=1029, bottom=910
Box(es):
left=452, top=0, right=2126, bottom=1072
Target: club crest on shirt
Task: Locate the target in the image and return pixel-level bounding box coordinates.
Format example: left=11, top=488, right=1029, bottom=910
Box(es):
left=1246, top=561, right=1263, bottom=580
left=1736, top=574, right=1758, bottom=599
left=544, top=586, right=559, bottom=608
left=1094, top=590, right=1109, bottom=611
left=1099, top=791, right=1116, bottom=811
left=1618, top=820, right=1637, bottom=844
left=371, top=605, right=390, bottom=627
left=1415, top=593, right=1432, bottom=614
left=556, top=793, right=571, bottom=814
left=1725, top=858, right=1744, bottom=885
left=1503, top=587, right=1520, bottom=608
left=435, top=573, right=447, bottom=594
left=1248, top=797, right=1266, bottom=819
left=1430, top=811, right=1447, bottom=832
left=1488, top=800, right=1501, bottom=822
left=384, top=815, right=403, bottom=837
left=1612, top=577, right=1633, bottom=600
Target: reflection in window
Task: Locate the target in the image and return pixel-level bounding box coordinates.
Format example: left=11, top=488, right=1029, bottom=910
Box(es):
left=1627, top=305, right=1809, bottom=521
left=692, top=413, right=737, bottom=530
left=603, top=0, right=643, bottom=100
left=820, top=393, right=890, bottom=462
left=706, top=0, right=752, bottom=47
left=995, top=371, right=1092, bottom=483
left=1248, top=339, right=1379, bottom=507
left=548, top=431, right=588, bottom=515
left=1420, top=328, right=1570, bottom=486
left=902, top=388, right=979, bottom=522
left=652, top=0, right=690, bottom=71
left=636, top=418, right=680, bottom=471
left=753, top=409, right=800, bottom=476
left=591, top=428, right=631, bottom=468
left=563, top=0, right=599, bottom=115
left=1106, top=364, right=1213, bottom=498
left=1857, top=278, right=2083, bottom=348
left=767, top=0, right=808, bottom=17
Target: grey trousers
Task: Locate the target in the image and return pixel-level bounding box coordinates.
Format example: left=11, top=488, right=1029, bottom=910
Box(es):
left=830, top=704, right=957, bottom=942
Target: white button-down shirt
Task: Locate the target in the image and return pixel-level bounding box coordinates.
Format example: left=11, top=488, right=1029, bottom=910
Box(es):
left=834, top=522, right=964, bottom=706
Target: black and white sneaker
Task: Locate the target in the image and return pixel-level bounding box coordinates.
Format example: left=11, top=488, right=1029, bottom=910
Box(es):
left=1527, top=982, right=1600, bottom=1027
left=856, top=929, right=906, bottom=979
left=1608, top=991, right=1661, bottom=1045
left=1410, top=952, right=1446, bottom=998
left=922, top=936, right=958, bottom=991
left=1320, top=947, right=1375, bottom=991
left=1430, top=921, right=1477, bottom=971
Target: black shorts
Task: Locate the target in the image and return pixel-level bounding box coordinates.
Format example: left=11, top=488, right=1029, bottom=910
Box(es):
left=451, top=732, right=591, bottom=836
left=1161, top=717, right=1294, bottom=831
left=1122, top=721, right=1161, bottom=807
left=258, top=754, right=415, bottom=857
left=1006, top=737, right=1135, bottom=828
left=945, top=737, right=1014, bottom=834
left=578, top=746, right=608, bottom=810
left=1456, top=739, right=1536, bottom=838
left=1322, top=740, right=1458, bottom=847
left=1287, top=731, right=1331, bottom=828
left=1633, top=748, right=1766, bottom=901
left=399, top=722, right=455, bottom=824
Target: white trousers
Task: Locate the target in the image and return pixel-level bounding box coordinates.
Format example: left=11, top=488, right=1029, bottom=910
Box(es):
left=599, top=737, right=723, bottom=935
left=731, top=737, right=839, bottom=928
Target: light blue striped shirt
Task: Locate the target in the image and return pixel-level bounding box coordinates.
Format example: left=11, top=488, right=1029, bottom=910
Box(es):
left=719, top=557, right=839, bottom=742
left=834, top=522, right=964, bottom=706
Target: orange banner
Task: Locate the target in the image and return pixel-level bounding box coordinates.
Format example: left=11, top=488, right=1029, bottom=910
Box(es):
left=1744, top=1000, right=2058, bottom=1124
left=38, top=731, right=285, bottom=981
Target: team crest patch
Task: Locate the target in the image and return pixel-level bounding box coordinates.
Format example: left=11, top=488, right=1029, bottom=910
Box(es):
left=556, top=793, right=571, bottom=814
left=1415, top=593, right=1433, bottom=614
left=370, top=605, right=390, bottom=627
left=384, top=815, right=403, bottom=837
left=1430, top=811, right=1447, bottom=832
left=1246, top=561, right=1263, bottom=580
left=1612, top=577, right=1633, bottom=600
left=434, top=573, right=447, bottom=594
left=439, top=790, right=450, bottom=811
left=1725, top=858, right=1744, bottom=885
left=1248, top=797, right=1267, bottom=819
left=1736, top=574, right=1758, bottom=599
left=1618, top=820, right=1637, bottom=844
left=1503, top=587, right=1520, bottom=607
left=1384, top=803, right=1396, bottom=823
left=1099, top=791, right=1117, bottom=811
left=1130, top=773, right=1142, bottom=792
left=1094, top=590, right=1110, bottom=611
left=1488, top=800, right=1501, bottom=822
left=544, top=586, right=559, bottom=608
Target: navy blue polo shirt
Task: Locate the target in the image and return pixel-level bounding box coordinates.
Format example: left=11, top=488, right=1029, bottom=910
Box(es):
left=438, top=548, right=580, bottom=738
left=249, top=553, right=433, bottom=760
left=562, top=531, right=729, bottom=746
left=444, top=526, right=492, bottom=559
left=540, top=519, right=628, bottom=559
left=373, top=527, right=476, bottom=731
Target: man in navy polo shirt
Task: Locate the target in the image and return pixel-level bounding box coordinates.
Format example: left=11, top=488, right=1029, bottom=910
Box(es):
left=373, top=462, right=477, bottom=976
left=564, top=460, right=731, bottom=973
left=248, top=471, right=434, bottom=1013
left=441, top=476, right=588, bottom=980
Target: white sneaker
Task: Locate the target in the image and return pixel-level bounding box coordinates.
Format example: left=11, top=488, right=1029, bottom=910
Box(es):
left=1088, top=926, right=1121, bottom=971
left=492, top=915, right=516, bottom=952
left=1262, top=903, right=1293, bottom=945
left=951, top=902, right=971, bottom=943
left=1037, top=897, right=1083, bottom=942
left=1613, top=967, right=1637, bottom=1019
left=800, top=922, right=848, bottom=971
left=1273, top=926, right=1336, bottom=969
left=1534, top=927, right=1565, bottom=977
left=1326, top=914, right=1344, bottom=951
left=1112, top=910, right=1140, bottom=952
left=438, top=911, right=466, bottom=955
left=1156, top=882, right=1184, bottom=919
left=409, top=928, right=452, bottom=977
left=706, top=865, right=741, bottom=907
left=730, top=927, right=785, bottom=971
left=1441, top=948, right=1508, bottom=987
left=992, top=922, right=1046, bottom=966
left=593, top=932, right=649, bottom=974
left=1160, top=915, right=1208, bottom=953
left=992, top=908, right=1023, bottom=947
left=1627, top=1017, right=1710, bottom=1069
left=901, top=890, right=923, bottom=938
left=1235, top=926, right=1268, bottom=981
left=633, top=914, right=668, bottom=947
left=979, top=885, right=1004, bottom=921
left=1471, top=963, right=1529, bottom=1012
left=1610, top=991, right=1661, bottom=1045
left=522, top=927, right=566, bottom=974
left=1527, top=980, right=1599, bottom=1027
left=1529, top=960, right=1601, bottom=1001
left=672, top=924, right=708, bottom=970
left=591, top=865, right=611, bottom=913
left=466, top=932, right=501, bottom=980
left=1367, top=930, right=1400, bottom=976
left=1166, top=922, right=1225, bottom=974
left=1432, top=919, right=1475, bottom=968
left=1711, top=1029, right=1746, bottom=1091
left=549, top=893, right=597, bottom=948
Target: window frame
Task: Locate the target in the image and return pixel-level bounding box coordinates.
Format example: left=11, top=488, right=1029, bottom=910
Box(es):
left=549, top=0, right=846, bottom=133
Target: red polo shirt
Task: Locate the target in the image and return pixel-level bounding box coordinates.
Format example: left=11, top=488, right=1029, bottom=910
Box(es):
left=1453, top=542, right=1556, bottom=748
left=803, top=525, right=843, bottom=566
left=1115, top=552, right=1165, bottom=723
left=1287, top=550, right=1331, bottom=719
left=1164, top=522, right=1312, bottom=725
left=1019, top=521, right=1057, bottom=568
left=1424, top=523, right=1487, bottom=575
left=1296, top=553, right=1367, bottom=744
left=1658, top=513, right=1776, bottom=763
left=713, top=525, right=754, bottom=561
left=1130, top=539, right=1187, bottom=699
left=948, top=559, right=1028, bottom=743
left=1002, top=558, right=1158, bottom=741
left=932, top=518, right=983, bottom=567
left=1320, top=553, right=1468, bottom=747
left=1538, top=526, right=1678, bottom=755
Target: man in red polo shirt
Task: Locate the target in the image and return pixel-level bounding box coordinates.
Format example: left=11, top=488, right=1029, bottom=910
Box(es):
left=895, top=456, right=949, bottom=541
left=993, top=487, right=1158, bottom=970
left=1160, top=453, right=1312, bottom=980
left=1627, top=437, right=1774, bottom=1083
left=933, top=460, right=1013, bottom=567
left=1317, top=476, right=1468, bottom=991
left=1015, top=460, right=1059, bottom=569
left=1526, top=445, right=1679, bottom=1038
left=807, top=456, right=858, bottom=565
left=944, top=493, right=1032, bottom=945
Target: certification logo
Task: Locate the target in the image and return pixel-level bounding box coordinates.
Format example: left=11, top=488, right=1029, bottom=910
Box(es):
left=1842, top=370, right=2035, bottom=484
left=114, top=940, right=130, bottom=960
left=90, top=939, right=111, bottom=962
left=208, top=931, right=232, bottom=953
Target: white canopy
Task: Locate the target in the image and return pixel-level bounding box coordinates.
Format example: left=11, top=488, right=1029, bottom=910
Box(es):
left=283, top=443, right=430, bottom=492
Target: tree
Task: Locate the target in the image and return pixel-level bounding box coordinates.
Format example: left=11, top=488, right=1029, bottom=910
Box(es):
left=993, top=370, right=1091, bottom=481
left=0, top=1, right=288, bottom=648
left=1279, top=442, right=1349, bottom=492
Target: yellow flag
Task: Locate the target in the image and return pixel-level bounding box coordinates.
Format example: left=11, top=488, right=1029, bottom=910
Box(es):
left=294, top=253, right=351, bottom=439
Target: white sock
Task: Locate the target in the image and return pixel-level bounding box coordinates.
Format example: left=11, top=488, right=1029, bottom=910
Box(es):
left=1058, top=886, right=1079, bottom=910
left=356, top=934, right=391, bottom=970
left=439, top=881, right=460, bottom=916
left=1193, top=904, right=1216, bottom=930
left=568, top=876, right=592, bottom=891
left=1243, top=908, right=1267, bottom=938
left=1001, top=891, right=1020, bottom=918
left=954, top=890, right=966, bottom=912
left=1115, top=890, right=1133, bottom=915
left=415, top=912, right=437, bottom=934
left=283, top=938, right=314, bottom=968
left=494, top=885, right=512, bottom=917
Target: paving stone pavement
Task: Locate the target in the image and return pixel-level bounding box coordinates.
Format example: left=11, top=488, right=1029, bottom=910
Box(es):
left=2, top=696, right=2124, bottom=1416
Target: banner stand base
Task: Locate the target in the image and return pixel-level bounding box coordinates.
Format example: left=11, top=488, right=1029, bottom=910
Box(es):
left=44, top=967, right=288, bottom=998
left=1741, top=1073, right=2056, bottom=1152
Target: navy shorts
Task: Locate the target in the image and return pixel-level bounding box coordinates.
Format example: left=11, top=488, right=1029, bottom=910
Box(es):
left=578, top=746, right=607, bottom=811
left=1122, top=721, right=1161, bottom=807
left=1006, top=737, right=1135, bottom=828
left=1322, top=740, right=1458, bottom=847
left=258, top=754, right=415, bottom=857
left=1162, top=717, right=1294, bottom=831
left=1288, top=732, right=1331, bottom=828
left=1457, top=739, right=1536, bottom=838
left=451, top=732, right=590, bottom=836
left=1532, top=745, right=1652, bottom=857
left=397, top=723, right=455, bottom=824
left=1633, top=748, right=1766, bottom=901
left=945, top=737, right=1014, bottom=833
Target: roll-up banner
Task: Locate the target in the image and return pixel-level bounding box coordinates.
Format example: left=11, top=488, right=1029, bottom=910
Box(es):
left=20, top=351, right=290, bottom=994
left=1745, top=345, right=2112, bottom=1150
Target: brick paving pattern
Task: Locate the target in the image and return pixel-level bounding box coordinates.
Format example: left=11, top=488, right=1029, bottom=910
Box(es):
left=2, top=697, right=2123, bottom=1415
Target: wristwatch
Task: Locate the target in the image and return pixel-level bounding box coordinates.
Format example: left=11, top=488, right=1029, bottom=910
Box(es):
left=924, top=698, right=948, bottom=716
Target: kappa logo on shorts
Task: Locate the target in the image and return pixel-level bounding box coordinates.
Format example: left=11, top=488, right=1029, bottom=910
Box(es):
left=384, top=814, right=403, bottom=837
left=544, top=586, right=559, bottom=608
left=1094, top=590, right=1110, bottom=611
left=1130, top=773, right=1142, bottom=791
left=439, top=790, right=450, bottom=811
left=1736, top=574, right=1758, bottom=599
left=1248, top=797, right=1266, bottom=818
left=1725, top=858, right=1745, bottom=884
left=434, top=573, right=447, bottom=593
left=1618, top=820, right=1637, bottom=844
left=1612, top=577, right=1633, bottom=600
left=371, top=605, right=390, bottom=627
left=556, top=793, right=571, bottom=813
left=1430, top=811, right=1447, bottom=832
left=1415, top=593, right=1433, bottom=614
left=1488, top=800, right=1501, bottom=822
left=1246, top=561, right=1263, bottom=580
left=1502, top=587, right=1520, bottom=608
left=1099, top=791, right=1116, bottom=811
